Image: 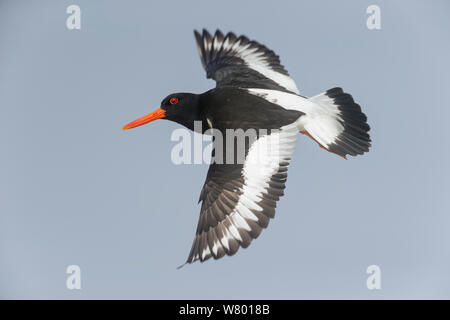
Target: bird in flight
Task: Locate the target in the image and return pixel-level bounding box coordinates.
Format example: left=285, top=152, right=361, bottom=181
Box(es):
left=123, top=29, right=371, bottom=266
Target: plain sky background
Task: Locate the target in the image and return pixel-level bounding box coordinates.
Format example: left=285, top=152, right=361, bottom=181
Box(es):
left=1, top=0, right=449, bottom=299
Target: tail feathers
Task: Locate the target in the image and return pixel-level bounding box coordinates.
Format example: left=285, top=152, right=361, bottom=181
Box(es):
left=303, top=87, right=371, bottom=158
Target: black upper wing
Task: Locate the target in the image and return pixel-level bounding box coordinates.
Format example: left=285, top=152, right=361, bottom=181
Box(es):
left=194, top=29, right=300, bottom=94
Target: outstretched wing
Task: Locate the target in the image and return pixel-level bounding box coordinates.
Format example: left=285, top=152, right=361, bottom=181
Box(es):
left=183, top=122, right=298, bottom=264
left=194, top=29, right=300, bottom=94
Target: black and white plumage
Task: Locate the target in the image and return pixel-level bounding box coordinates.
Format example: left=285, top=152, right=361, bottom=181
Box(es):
left=194, top=29, right=299, bottom=94
left=189, top=120, right=299, bottom=262
left=122, top=29, right=371, bottom=266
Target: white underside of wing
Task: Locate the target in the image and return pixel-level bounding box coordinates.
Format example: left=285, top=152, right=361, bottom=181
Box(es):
left=201, top=122, right=299, bottom=260
left=241, top=122, right=298, bottom=197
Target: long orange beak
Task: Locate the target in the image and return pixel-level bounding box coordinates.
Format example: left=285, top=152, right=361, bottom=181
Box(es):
left=122, top=108, right=166, bottom=130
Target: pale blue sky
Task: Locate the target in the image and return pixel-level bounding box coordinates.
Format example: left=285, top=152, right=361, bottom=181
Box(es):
left=1, top=0, right=449, bottom=299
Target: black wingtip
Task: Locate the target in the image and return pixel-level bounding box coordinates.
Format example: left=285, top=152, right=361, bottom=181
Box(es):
left=202, top=28, right=211, bottom=38
left=193, top=30, right=202, bottom=44
left=176, top=262, right=188, bottom=270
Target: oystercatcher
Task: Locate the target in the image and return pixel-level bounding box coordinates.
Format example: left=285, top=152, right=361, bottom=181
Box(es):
left=123, top=29, right=371, bottom=265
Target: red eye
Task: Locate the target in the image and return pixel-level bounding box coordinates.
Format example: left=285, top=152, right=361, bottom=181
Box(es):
left=169, top=97, right=179, bottom=105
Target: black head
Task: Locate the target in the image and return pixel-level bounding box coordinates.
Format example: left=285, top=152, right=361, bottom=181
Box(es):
left=122, top=93, right=201, bottom=131
left=160, top=93, right=201, bottom=130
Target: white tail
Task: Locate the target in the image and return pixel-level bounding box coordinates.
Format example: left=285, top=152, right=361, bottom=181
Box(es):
left=247, top=87, right=371, bottom=158
left=303, top=88, right=371, bottom=158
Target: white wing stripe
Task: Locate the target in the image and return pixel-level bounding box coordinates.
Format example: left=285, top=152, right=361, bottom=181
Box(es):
left=238, top=194, right=263, bottom=212
left=190, top=123, right=298, bottom=264
left=230, top=212, right=252, bottom=231
left=227, top=122, right=298, bottom=233
left=235, top=202, right=259, bottom=221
